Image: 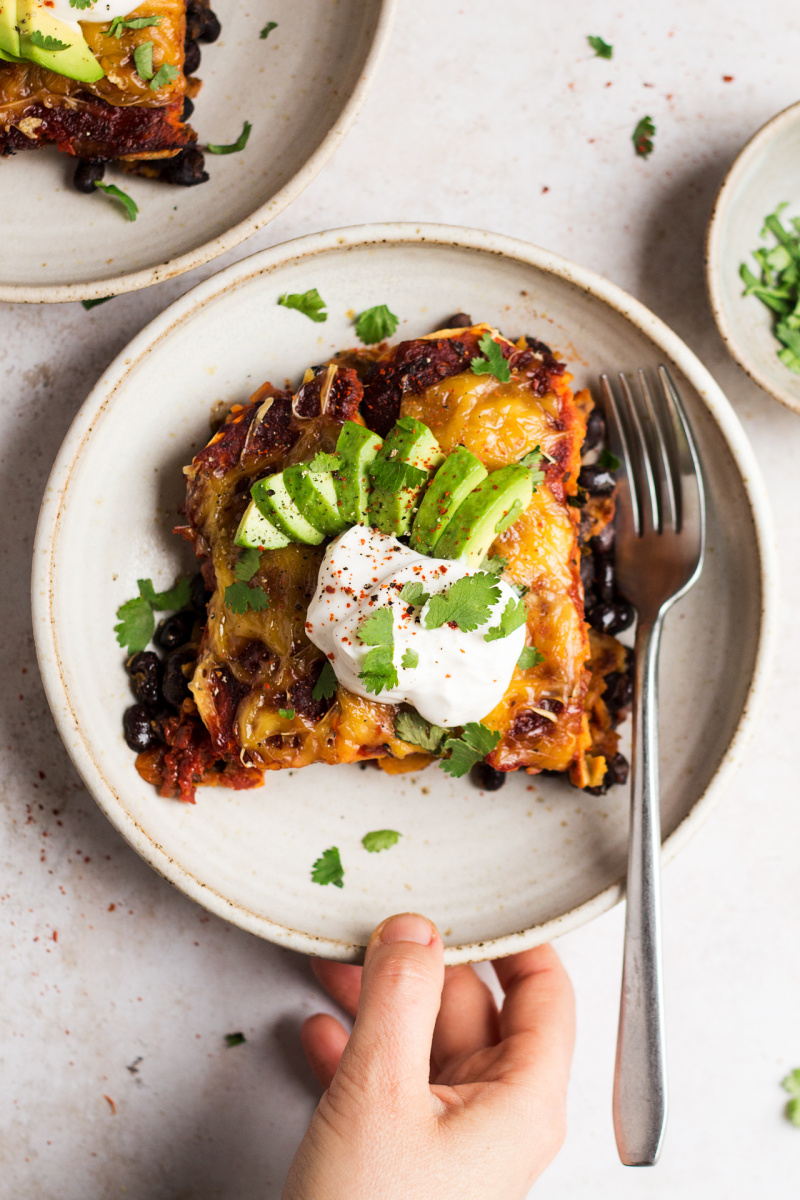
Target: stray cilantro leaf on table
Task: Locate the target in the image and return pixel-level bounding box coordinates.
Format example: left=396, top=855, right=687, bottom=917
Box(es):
left=357, top=607, right=397, bottom=695
left=470, top=332, right=512, bottom=383
left=278, top=708, right=295, bottom=720
left=312, top=846, right=344, bottom=888
left=115, top=576, right=190, bottom=654
left=518, top=645, right=545, bottom=670
left=260, top=21, right=278, bottom=38
left=225, top=1032, right=246, bottom=1047
left=368, top=457, right=428, bottom=493
left=278, top=288, right=327, bottom=323
left=598, top=448, right=621, bottom=471
left=399, top=581, right=430, bottom=606
left=440, top=722, right=501, bottom=778
left=588, top=35, right=613, bottom=58
left=740, top=206, right=800, bottom=375
left=307, top=451, right=341, bottom=473
left=484, top=596, right=527, bottom=642
left=94, top=182, right=139, bottom=222
left=401, top=648, right=419, bottom=669
left=81, top=296, right=114, bottom=310
left=632, top=116, right=656, bottom=159
left=424, top=572, right=500, bottom=632
left=355, top=304, right=400, bottom=345
left=394, top=710, right=447, bottom=754
left=362, top=829, right=401, bottom=853
left=30, top=30, right=70, bottom=50
left=312, top=661, right=338, bottom=701
left=150, top=63, right=179, bottom=91
left=107, top=14, right=163, bottom=36
left=207, top=121, right=253, bottom=155
left=224, top=581, right=269, bottom=614
left=783, top=1070, right=800, bottom=1126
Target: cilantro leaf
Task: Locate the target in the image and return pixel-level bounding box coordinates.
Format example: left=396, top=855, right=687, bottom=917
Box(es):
left=368, top=457, right=428, bottom=493
left=470, top=332, right=512, bottom=383
left=94, top=182, right=138, bottom=222
left=359, top=644, right=397, bottom=695
left=207, top=121, right=253, bottom=156
left=394, top=710, right=448, bottom=754
left=311, top=846, right=344, bottom=888
left=484, top=597, right=527, bottom=642
left=517, top=446, right=546, bottom=490
left=401, top=648, right=419, bottom=668
left=598, top=448, right=621, bottom=471
left=133, top=40, right=154, bottom=80
left=358, top=607, right=393, bottom=646
left=115, top=596, right=155, bottom=655
left=440, top=722, right=501, bottom=778
left=81, top=296, right=114, bottom=310
left=633, top=115, right=656, bottom=158
left=782, top=1069, right=800, bottom=1097
left=70, top=0, right=95, bottom=8
left=424, top=573, right=500, bottom=632
left=150, top=63, right=179, bottom=91
left=278, top=288, right=327, bottom=323
left=567, top=488, right=588, bottom=508
left=588, top=35, right=613, bottom=58
left=137, top=577, right=191, bottom=611
left=224, top=581, right=270, bottom=614
left=306, top=451, right=341, bottom=472
left=399, top=581, right=430, bottom=606
left=518, top=645, right=545, bottom=669
left=29, top=30, right=70, bottom=50
left=787, top=1098, right=800, bottom=1127
left=355, top=304, right=400, bottom=345
left=312, top=661, right=338, bottom=700
left=260, top=21, right=278, bottom=38
left=234, top=548, right=261, bottom=582
left=107, top=14, right=163, bottom=36
left=225, top=1032, right=246, bottom=1047
left=278, top=708, right=295, bottom=720
left=478, top=554, right=507, bottom=577
left=362, top=829, right=401, bottom=853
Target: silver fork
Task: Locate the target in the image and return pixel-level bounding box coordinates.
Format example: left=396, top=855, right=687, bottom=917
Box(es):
left=600, top=366, right=706, bottom=1167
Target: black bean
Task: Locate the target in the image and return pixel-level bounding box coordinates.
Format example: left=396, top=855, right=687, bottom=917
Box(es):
left=159, top=147, right=209, bottom=187
left=123, top=705, right=160, bottom=752
left=471, top=762, right=507, bottom=791
left=586, top=597, right=635, bottom=636
left=183, top=39, right=201, bottom=75
left=189, top=571, right=208, bottom=612
left=155, top=611, right=195, bottom=651
left=580, top=551, right=595, bottom=592
left=199, top=8, right=221, bottom=42
left=594, top=556, right=616, bottom=600
left=126, top=651, right=163, bottom=707
left=181, top=96, right=195, bottom=121
left=184, top=0, right=206, bottom=40
left=73, top=159, right=106, bottom=194
left=583, top=408, right=605, bottom=452
left=578, top=464, right=616, bottom=496
left=606, top=752, right=629, bottom=786
left=162, top=646, right=196, bottom=708
left=443, top=312, right=472, bottom=328
left=603, top=670, right=633, bottom=716
left=524, top=335, right=553, bottom=356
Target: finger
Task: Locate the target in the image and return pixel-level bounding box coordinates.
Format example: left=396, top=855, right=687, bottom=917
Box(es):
left=301, top=1012, right=350, bottom=1090
left=431, top=965, right=499, bottom=1076
left=492, top=943, right=575, bottom=1085
left=334, top=912, right=444, bottom=1101
left=310, top=959, right=362, bottom=1018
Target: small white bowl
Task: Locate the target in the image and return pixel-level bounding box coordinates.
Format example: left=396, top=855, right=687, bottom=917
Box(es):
left=707, top=100, right=800, bottom=415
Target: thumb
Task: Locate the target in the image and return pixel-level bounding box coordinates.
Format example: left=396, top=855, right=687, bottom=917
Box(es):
left=335, top=912, right=444, bottom=1100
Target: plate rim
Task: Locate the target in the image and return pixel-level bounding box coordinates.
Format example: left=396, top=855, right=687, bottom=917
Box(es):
left=0, top=0, right=396, bottom=306
left=32, top=221, right=780, bottom=964
left=706, top=98, right=800, bottom=416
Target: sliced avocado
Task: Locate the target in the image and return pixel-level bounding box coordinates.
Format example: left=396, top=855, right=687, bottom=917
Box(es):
left=410, top=445, right=488, bottom=555
left=234, top=499, right=291, bottom=551
left=0, top=1, right=20, bottom=57
left=368, top=416, right=444, bottom=536
left=17, top=1, right=104, bottom=83
left=284, top=464, right=346, bottom=537
left=251, top=473, right=325, bottom=546
left=334, top=421, right=383, bottom=524
left=435, top=465, right=533, bottom=567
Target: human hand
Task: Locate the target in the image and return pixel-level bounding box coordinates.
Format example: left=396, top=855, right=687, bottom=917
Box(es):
left=283, top=912, right=575, bottom=1200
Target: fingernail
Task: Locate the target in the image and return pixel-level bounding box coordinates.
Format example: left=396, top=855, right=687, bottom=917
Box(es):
left=379, top=913, right=435, bottom=946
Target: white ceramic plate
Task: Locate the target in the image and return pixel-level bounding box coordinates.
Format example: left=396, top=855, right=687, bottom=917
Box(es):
left=32, top=224, right=778, bottom=964
left=0, top=1, right=394, bottom=304
left=707, top=100, right=800, bottom=415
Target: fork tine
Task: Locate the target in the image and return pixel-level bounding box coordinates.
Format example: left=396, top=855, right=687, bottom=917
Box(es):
left=637, top=370, right=677, bottom=533
left=600, top=374, right=640, bottom=537
left=657, top=367, right=706, bottom=559
left=618, top=373, right=659, bottom=537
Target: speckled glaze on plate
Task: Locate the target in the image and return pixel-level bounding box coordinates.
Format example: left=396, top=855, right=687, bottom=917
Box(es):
left=32, top=224, right=778, bottom=964
left=0, top=1, right=395, bottom=304
left=707, top=99, right=800, bottom=414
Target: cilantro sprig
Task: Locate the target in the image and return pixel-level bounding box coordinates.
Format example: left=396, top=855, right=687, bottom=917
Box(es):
left=260, top=21, right=278, bottom=38
left=424, top=572, right=500, bottom=632
left=115, top=576, right=191, bottom=654
left=740, top=205, right=800, bottom=374
left=224, top=549, right=270, bottom=613
left=225, top=1032, right=246, bottom=1047
left=394, top=710, right=448, bottom=754
left=362, top=829, right=401, bottom=853
left=70, top=0, right=96, bottom=8
left=441, top=722, right=501, bottom=778
left=368, top=457, right=428, bottom=493
left=357, top=607, right=397, bottom=695
left=311, top=846, right=344, bottom=888
left=107, top=14, right=163, bottom=37
left=312, top=661, right=338, bottom=700
left=633, top=116, right=656, bottom=158
left=484, top=596, right=527, bottom=642
left=783, top=1069, right=800, bottom=1126
left=470, top=332, right=512, bottom=383
left=399, top=581, right=430, bottom=606
left=306, top=451, right=341, bottom=473
left=150, top=63, right=179, bottom=91
left=355, top=304, right=399, bottom=345
left=588, top=35, right=613, bottom=58
left=278, top=708, right=295, bottom=720
left=401, top=648, right=419, bottom=668
left=278, top=288, right=327, bottom=323
left=29, top=30, right=70, bottom=51
left=518, top=645, right=545, bottom=670
left=94, top=181, right=138, bottom=222
left=207, top=121, right=253, bottom=156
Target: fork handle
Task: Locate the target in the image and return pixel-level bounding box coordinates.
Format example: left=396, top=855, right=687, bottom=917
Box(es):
left=612, top=612, right=668, bottom=1166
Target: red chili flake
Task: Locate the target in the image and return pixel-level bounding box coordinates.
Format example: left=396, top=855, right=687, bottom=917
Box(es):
left=325, top=585, right=335, bottom=594
left=722, top=75, right=734, bottom=82
left=52, top=931, right=58, bottom=942
left=104, top=1095, right=117, bottom=1115
left=108, top=903, right=116, bottom=912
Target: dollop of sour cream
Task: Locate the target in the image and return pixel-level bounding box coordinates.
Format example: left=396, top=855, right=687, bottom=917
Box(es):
left=43, top=0, right=142, bottom=33
left=306, top=525, right=526, bottom=728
